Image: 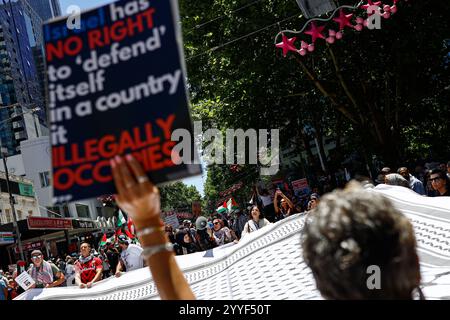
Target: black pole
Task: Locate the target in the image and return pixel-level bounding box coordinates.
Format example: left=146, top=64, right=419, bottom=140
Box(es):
left=1, top=153, right=25, bottom=261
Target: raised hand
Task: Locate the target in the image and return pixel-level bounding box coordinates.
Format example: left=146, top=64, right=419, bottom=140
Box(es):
left=110, top=155, right=162, bottom=229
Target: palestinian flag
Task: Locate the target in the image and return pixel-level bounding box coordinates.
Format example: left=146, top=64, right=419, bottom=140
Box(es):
left=117, top=210, right=126, bottom=227
left=227, top=198, right=239, bottom=212
left=127, top=217, right=136, bottom=237
left=217, top=201, right=228, bottom=214
left=99, top=233, right=107, bottom=246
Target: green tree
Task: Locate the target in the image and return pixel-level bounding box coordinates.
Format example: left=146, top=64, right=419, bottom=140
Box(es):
left=159, top=181, right=202, bottom=212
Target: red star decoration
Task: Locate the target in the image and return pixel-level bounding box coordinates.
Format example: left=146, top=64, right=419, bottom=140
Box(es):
left=361, top=0, right=382, bottom=10
left=304, top=22, right=326, bottom=43
left=333, top=9, right=354, bottom=30
left=275, top=34, right=298, bottom=57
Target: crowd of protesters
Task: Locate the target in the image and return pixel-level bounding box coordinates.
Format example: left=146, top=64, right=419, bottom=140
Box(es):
left=1, top=158, right=448, bottom=299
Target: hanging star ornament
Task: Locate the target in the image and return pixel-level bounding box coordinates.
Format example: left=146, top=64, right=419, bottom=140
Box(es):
left=333, top=9, right=354, bottom=30
left=361, top=0, right=382, bottom=10
left=304, top=22, right=326, bottom=43
left=276, top=34, right=298, bottom=57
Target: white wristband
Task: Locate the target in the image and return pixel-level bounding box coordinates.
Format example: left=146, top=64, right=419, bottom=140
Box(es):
left=136, top=226, right=165, bottom=238
left=142, top=243, right=174, bottom=259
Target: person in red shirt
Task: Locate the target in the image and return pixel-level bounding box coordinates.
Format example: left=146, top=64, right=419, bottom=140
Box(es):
left=74, top=242, right=103, bottom=288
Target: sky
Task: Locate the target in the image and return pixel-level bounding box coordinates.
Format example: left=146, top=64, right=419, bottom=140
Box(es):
left=58, top=0, right=206, bottom=195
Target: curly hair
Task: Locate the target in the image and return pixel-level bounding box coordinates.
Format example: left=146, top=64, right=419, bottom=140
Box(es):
left=302, top=182, right=420, bottom=299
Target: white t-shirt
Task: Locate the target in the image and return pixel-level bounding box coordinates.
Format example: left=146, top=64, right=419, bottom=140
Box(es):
left=259, top=195, right=273, bottom=207
left=120, top=244, right=144, bottom=272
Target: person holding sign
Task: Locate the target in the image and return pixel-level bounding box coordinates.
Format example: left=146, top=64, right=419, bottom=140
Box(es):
left=27, top=250, right=65, bottom=289
left=110, top=154, right=195, bottom=299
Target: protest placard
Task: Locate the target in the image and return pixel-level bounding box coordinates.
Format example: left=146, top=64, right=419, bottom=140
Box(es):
left=292, top=178, right=310, bottom=196
left=164, top=213, right=180, bottom=229
left=15, top=271, right=35, bottom=291
left=44, top=0, right=201, bottom=203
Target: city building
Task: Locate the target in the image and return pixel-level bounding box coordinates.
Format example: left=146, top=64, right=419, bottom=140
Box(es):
left=0, top=0, right=49, bottom=156
left=0, top=171, right=40, bottom=224
left=25, top=0, right=61, bottom=22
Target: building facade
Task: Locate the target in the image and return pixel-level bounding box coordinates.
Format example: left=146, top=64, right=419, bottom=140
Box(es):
left=0, top=0, right=48, bottom=156
left=0, top=172, right=40, bottom=224
left=25, top=0, right=61, bottom=22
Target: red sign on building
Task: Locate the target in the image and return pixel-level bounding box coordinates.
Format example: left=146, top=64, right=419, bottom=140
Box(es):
left=14, top=241, right=45, bottom=254
left=27, top=217, right=73, bottom=230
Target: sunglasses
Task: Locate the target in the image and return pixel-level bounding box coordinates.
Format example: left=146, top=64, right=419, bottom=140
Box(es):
left=213, top=222, right=220, bottom=225
left=31, top=255, right=42, bottom=260
left=430, top=177, right=442, bottom=182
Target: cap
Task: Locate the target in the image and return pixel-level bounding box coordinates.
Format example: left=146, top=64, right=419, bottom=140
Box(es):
left=117, top=235, right=128, bottom=244
left=31, top=250, right=43, bottom=256
left=195, top=216, right=208, bottom=230
left=310, top=193, right=320, bottom=200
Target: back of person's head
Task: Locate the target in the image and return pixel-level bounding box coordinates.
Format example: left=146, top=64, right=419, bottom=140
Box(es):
left=302, top=182, right=420, bottom=299
left=384, top=173, right=410, bottom=188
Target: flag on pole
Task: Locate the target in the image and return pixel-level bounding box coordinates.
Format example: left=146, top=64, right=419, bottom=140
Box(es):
left=99, top=233, right=107, bottom=246
left=216, top=201, right=228, bottom=214
left=227, top=198, right=239, bottom=212
left=117, top=210, right=126, bottom=227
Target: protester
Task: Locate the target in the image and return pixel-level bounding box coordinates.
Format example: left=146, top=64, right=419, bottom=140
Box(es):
left=99, top=248, right=111, bottom=279
left=27, top=250, right=65, bottom=289
left=384, top=173, right=410, bottom=188
left=240, top=205, right=271, bottom=239
left=212, top=218, right=235, bottom=246
left=254, top=186, right=276, bottom=222
left=174, top=230, right=201, bottom=255
left=110, top=154, right=195, bottom=299
left=274, top=190, right=296, bottom=220
left=0, top=276, right=7, bottom=300
left=65, top=256, right=76, bottom=287
left=302, top=182, right=422, bottom=299
left=74, top=242, right=103, bottom=288
left=309, top=193, right=320, bottom=210
left=397, top=167, right=426, bottom=195
left=165, top=225, right=177, bottom=245
left=0, top=270, right=7, bottom=287
left=194, top=217, right=217, bottom=251
left=429, top=169, right=450, bottom=196
left=232, top=210, right=248, bottom=239
left=7, top=279, right=18, bottom=300
left=115, top=235, right=144, bottom=277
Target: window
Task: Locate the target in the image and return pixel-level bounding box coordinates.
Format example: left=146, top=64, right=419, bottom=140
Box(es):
left=5, top=209, right=11, bottom=223
left=62, top=205, right=70, bottom=218
left=17, top=210, right=22, bottom=220
left=39, top=171, right=51, bottom=187
left=76, top=204, right=90, bottom=218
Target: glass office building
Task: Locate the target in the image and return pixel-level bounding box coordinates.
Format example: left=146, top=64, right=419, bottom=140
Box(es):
left=0, top=0, right=47, bottom=155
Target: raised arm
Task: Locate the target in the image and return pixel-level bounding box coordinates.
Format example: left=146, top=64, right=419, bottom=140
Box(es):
left=111, top=155, right=195, bottom=300
left=273, top=190, right=280, bottom=214
left=280, top=193, right=295, bottom=210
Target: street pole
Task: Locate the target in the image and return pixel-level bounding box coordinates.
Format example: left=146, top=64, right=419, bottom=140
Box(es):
left=32, top=111, right=40, bottom=138
left=1, top=150, right=25, bottom=261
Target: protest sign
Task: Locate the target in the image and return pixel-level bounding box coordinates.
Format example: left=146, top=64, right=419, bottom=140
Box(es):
left=44, top=0, right=201, bottom=203
left=292, top=178, right=310, bottom=196
left=163, top=213, right=180, bottom=229
left=15, top=271, right=35, bottom=291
